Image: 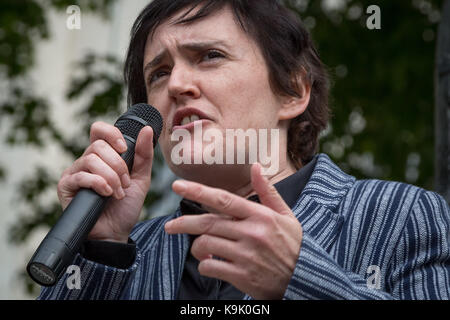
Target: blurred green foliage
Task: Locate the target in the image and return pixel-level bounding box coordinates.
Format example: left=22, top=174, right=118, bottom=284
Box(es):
left=0, top=0, right=445, bottom=295
left=286, top=0, right=444, bottom=189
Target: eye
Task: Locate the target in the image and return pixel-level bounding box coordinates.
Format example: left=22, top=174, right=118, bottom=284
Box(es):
left=148, top=69, right=170, bottom=85
left=201, top=50, right=225, bottom=62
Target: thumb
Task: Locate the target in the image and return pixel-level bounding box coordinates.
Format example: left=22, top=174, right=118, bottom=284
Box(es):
left=130, top=126, right=154, bottom=183
left=250, top=163, right=291, bottom=215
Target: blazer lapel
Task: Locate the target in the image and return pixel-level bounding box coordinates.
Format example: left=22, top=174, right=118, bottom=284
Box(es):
left=291, top=153, right=355, bottom=251
left=152, top=209, right=190, bottom=300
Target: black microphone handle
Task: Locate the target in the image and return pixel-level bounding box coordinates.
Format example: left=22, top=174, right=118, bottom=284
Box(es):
left=27, top=135, right=136, bottom=287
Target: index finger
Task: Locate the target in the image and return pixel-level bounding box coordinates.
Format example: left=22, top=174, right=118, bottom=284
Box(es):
left=89, top=121, right=127, bottom=154
left=172, top=180, right=265, bottom=219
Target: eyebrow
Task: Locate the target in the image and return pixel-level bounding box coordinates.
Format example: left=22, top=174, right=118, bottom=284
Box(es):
left=143, top=40, right=228, bottom=74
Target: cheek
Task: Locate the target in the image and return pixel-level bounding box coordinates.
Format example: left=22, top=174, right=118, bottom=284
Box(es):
left=158, top=132, right=177, bottom=169
left=147, top=93, right=170, bottom=128
left=146, top=97, right=172, bottom=157
left=208, top=71, right=279, bottom=129
left=147, top=91, right=167, bottom=116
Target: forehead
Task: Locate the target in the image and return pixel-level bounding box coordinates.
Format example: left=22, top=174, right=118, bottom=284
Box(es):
left=144, top=5, right=252, bottom=58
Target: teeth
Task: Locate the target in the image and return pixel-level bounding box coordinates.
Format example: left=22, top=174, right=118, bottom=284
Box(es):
left=181, top=117, right=190, bottom=125
left=181, top=115, right=201, bottom=125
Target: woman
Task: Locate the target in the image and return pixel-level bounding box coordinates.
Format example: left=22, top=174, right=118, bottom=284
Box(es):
left=41, top=0, right=450, bottom=300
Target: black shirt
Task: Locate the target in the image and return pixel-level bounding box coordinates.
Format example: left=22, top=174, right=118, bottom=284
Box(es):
left=80, top=155, right=318, bottom=299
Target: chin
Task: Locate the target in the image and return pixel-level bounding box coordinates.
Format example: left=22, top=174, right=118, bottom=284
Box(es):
left=168, top=162, right=250, bottom=190
left=161, top=140, right=253, bottom=189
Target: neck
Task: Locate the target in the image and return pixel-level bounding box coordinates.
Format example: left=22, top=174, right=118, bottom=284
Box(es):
left=233, top=159, right=299, bottom=199
left=199, top=159, right=298, bottom=213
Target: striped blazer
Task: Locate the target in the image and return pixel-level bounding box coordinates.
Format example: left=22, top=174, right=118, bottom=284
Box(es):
left=39, top=153, right=450, bottom=300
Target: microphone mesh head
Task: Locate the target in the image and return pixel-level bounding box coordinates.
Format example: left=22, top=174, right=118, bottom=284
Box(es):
left=114, top=103, right=163, bottom=146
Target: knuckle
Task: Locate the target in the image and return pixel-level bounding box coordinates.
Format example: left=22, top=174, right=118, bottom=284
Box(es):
left=248, top=269, right=264, bottom=291
left=90, top=121, right=103, bottom=136
left=84, top=154, right=99, bottom=171
left=94, top=175, right=107, bottom=188
left=168, top=216, right=183, bottom=231
left=190, top=245, right=198, bottom=259
left=198, top=234, right=210, bottom=248
left=57, top=175, right=67, bottom=193
left=191, top=184, right=203, bottom=197
left=112, top=126, right=123, bottom=139
left=91, top=139, right=107, bottom=151
left=107, top=171, right=121, bottom=186
left=192, top=235, right=210, bottom=259
left=190, top=238, right=201, bottom=257
left=91, top=141, right=126, bottom=173
left=73, top=171, right=85, bottom=185
left=112, top=157, right=127, bottom=174
left=197, top=259, right=211, bottom=276
left=86, top=153, right=99, bottom=164
left=91, top=121, right=120, bottom=143
left=261, top=210, right=277, bottom=226
left=248, top=226, right=267, bottom=244
left=200, top=214, right=216, bottom=233
left=217, top=192, right=233, bottom=210
left=172, top=216, right=184, bottom=228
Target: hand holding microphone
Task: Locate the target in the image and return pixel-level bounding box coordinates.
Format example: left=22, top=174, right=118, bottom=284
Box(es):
left=27, top=103, right=163, bottom=286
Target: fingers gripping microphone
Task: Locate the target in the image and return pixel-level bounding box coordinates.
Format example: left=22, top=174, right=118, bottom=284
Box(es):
left=27, top=104, right=163, bottom=287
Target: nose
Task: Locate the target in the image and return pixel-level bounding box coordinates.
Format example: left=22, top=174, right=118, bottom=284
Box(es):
left=167, top=63, right=201, bottom=101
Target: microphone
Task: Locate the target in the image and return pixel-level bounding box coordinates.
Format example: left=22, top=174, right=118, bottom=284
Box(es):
left=27, top=103, right=163, bottom=287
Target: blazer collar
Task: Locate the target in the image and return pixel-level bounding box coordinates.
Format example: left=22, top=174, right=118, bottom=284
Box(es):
left=299, top=153, right=356, bottom=213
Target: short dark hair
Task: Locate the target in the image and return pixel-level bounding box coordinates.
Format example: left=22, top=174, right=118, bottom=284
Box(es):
left=124, top=0, right=330, bottom=167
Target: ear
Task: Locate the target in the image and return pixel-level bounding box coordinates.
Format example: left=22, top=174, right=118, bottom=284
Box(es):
left=278, top=71, right=311, bottom=121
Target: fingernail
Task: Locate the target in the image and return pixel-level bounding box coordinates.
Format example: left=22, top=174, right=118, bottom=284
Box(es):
left=121, top=174, right=131, bottom=188
left=258, top=164, right=269, bottom=182
left=173, top=180, right=187, bottom=194
left=254, top=163, right=263, bottom=177
left=116, top=186, right=125, bottom=199
left=105, top=185, right=113, bottom=195
left=117, top=139, right=127, bottom=152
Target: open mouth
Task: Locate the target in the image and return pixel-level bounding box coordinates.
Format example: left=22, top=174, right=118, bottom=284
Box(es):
left=180, top=114, right=201, bottom=126
left=172, top=107, right=213, bottom=130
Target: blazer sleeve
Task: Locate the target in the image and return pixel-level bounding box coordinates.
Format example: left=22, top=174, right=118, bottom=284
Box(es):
left=283, top=190, right=450, bottom=300
left=37, top=247, right=142, bottom=300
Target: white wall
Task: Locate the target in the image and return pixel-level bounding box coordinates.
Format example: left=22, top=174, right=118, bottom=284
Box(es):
left=0, top=0, right=152, bottom=299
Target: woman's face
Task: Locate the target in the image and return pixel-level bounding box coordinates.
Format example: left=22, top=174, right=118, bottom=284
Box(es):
left=143, top=5, right=292, bottom=189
